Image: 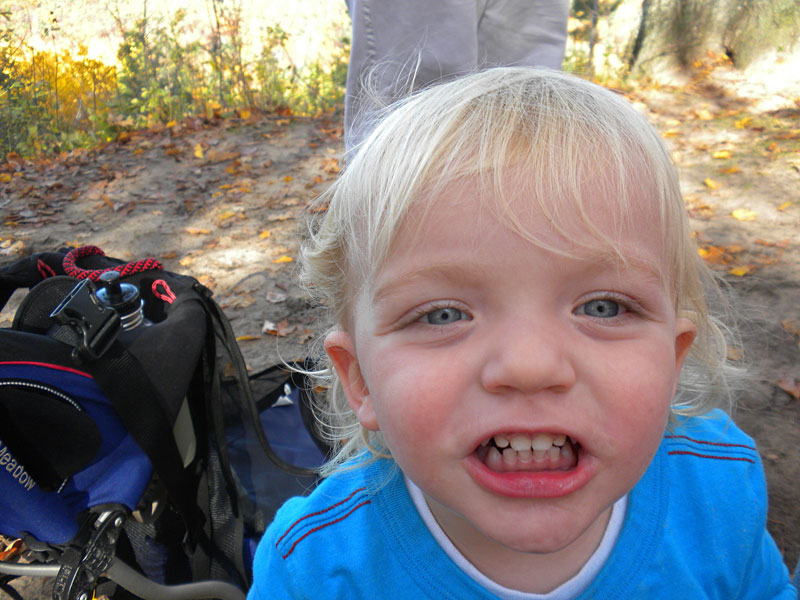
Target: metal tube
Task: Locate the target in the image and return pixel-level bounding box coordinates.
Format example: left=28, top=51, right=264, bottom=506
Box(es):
left=105, top=558, right=247, bottom=600
left=0, top=562, right=60, bottom=577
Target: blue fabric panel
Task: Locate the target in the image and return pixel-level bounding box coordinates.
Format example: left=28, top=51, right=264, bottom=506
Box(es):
left=0, top=362, right=153, bottom=544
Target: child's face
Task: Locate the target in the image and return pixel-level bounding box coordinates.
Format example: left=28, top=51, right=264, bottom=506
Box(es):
left=326, top=177, right=695, bottom=576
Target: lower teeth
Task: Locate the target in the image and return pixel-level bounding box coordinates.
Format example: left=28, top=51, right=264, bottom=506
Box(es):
left=483, top=443, right=576, bottom=472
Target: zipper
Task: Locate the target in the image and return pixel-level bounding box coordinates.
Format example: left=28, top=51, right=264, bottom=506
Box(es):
left=0, top=380, right=84, bottom=413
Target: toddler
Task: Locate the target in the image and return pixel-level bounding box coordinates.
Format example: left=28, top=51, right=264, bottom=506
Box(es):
left=248, top=67, right=797, bottom=598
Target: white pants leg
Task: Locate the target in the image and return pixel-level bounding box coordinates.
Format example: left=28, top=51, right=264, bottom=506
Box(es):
left=344, top=0, right=570, bottom=150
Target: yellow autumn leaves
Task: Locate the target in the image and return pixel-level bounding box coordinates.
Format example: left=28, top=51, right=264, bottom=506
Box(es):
left=731, top=208, right=757, bottom=221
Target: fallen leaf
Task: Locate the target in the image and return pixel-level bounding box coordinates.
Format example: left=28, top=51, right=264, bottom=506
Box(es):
left=185, top=228, right=211, bottom=235
left=166, top=120, right=178, bottom=128
left=720, top=165, right=740, bottom=174
left=194, top=144, right=204, bottom=159
left=0, top=538, right=23, bottom=561
left=305, top=175, right=324, bottom=189
left=694, top=108, right=714, bottom=120
left=262, top=319, right=296, bottom=337
left=0, top=173, right=11, bottom=183
left=776, top=378, right=800, bottom=400
left=662, top=129, right=680, bottom=138
left=777, top=201, right=792, bottom=211
left=283, top=175, right=293, bottom=182
left=734, top=116, right=753, bottom=129
left=272, top=255, right=293, bottom=264
left=239, top=109, right=251, bottom=119
left=685, top=197, right=714, bottom=219
left=703, top=177, right=720, bottom=189
left=728, top=265, right=754, bottom=277
left=756, top=239, right=789, bottom=248
left=322, top=158, right=340, bottom=174
left=259, top=230, right=271, bottom=239
left=205, top=150, right=241, bottom=164
left=731, top=208, right=757, bottom=221
left=236, top=334, right=261, bottom=342
left=711, top=150, right=731, bottom=159
left=697, top=246, right=728, bottom=265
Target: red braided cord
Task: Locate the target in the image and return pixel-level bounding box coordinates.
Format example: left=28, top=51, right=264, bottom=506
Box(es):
left=36, top=259, right=56, bottom=279
left=151, top=279, right=177, bottom=304
left=63, top=245, right=164, bottom=281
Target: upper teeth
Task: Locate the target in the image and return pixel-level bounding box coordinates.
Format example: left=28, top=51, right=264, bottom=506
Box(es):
left=491, top=433, right=570, bottom=451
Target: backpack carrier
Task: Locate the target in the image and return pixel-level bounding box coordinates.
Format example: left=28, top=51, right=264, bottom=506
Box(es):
left=0, top=246, right=327, bottom=600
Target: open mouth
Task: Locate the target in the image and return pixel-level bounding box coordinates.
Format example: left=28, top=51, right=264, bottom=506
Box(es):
left=476, top=432, right=580, bottom=473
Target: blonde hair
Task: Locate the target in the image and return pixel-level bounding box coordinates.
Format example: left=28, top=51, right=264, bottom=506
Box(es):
left=299, top=67, right=743, bottom=474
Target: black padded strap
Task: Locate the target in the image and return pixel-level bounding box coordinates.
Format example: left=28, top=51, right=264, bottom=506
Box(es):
left=83, top=341, right=201, bottom=537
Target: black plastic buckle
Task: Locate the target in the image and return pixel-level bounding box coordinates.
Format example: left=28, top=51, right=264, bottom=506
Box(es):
left=53, top=509, right=127, bottom=600
left=49, top=280, right=121, bottom=360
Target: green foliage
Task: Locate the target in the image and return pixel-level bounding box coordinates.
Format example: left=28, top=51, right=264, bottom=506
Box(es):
left=0, top=29, right=118, bottom=157
left=1, top=4, right=348, bottom=159
left=113, top=9, right=207, bottom=126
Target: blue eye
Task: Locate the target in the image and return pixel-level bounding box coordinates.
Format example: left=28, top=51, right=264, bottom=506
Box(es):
left=421, top=307, right=468, bottom=325
left=580, top=299, right=620, bottom=318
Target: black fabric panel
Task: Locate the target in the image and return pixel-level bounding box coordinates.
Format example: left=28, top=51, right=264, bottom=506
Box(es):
left=0, top=387, right=101, bottom=489
left=12, top=277, right=80, bottom=333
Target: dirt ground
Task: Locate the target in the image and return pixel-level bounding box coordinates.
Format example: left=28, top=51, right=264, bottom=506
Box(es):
left=1, top=64, right=798, bottom=596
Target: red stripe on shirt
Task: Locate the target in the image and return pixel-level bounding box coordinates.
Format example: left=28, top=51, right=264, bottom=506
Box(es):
left=277, top=487, right=367, bottom=546
left=281, top=500, right=372, bottom=559
left=668, top=450, right=754, bottom=463
left=664, top=435, right=756, bottom=451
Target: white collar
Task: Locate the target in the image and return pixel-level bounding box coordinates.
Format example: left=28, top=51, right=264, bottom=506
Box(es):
left=405, top=476, right=627, bottom=600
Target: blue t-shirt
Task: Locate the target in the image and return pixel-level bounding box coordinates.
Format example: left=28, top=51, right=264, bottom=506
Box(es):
left=249, top=410, right=796, bottom=599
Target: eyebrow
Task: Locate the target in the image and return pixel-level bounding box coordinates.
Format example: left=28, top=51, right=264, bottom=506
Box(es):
left=580, top=251, right=675, bottom=305
left=371, top=249, right=666, bottom=305
left=372, top=262, right=478, bottom=305
left=584, top=248, right=665, bottom=282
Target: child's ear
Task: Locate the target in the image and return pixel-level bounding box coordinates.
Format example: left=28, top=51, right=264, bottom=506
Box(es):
left=673, top=317, right=697, bottom=383
left=324, top=330, right=379, bottom=431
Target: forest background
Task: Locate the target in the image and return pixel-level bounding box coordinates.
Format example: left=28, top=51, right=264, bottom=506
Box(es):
left=3, top=0, right=800, bottom=159
left=1, top=0, right=800, bottom=595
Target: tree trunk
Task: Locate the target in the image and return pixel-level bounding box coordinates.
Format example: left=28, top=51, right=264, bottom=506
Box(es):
left=596, top=0, right=800, bottom=78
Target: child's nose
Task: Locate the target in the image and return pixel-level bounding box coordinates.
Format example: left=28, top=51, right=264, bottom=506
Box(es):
left=479, top=316, right=576, bottom=396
